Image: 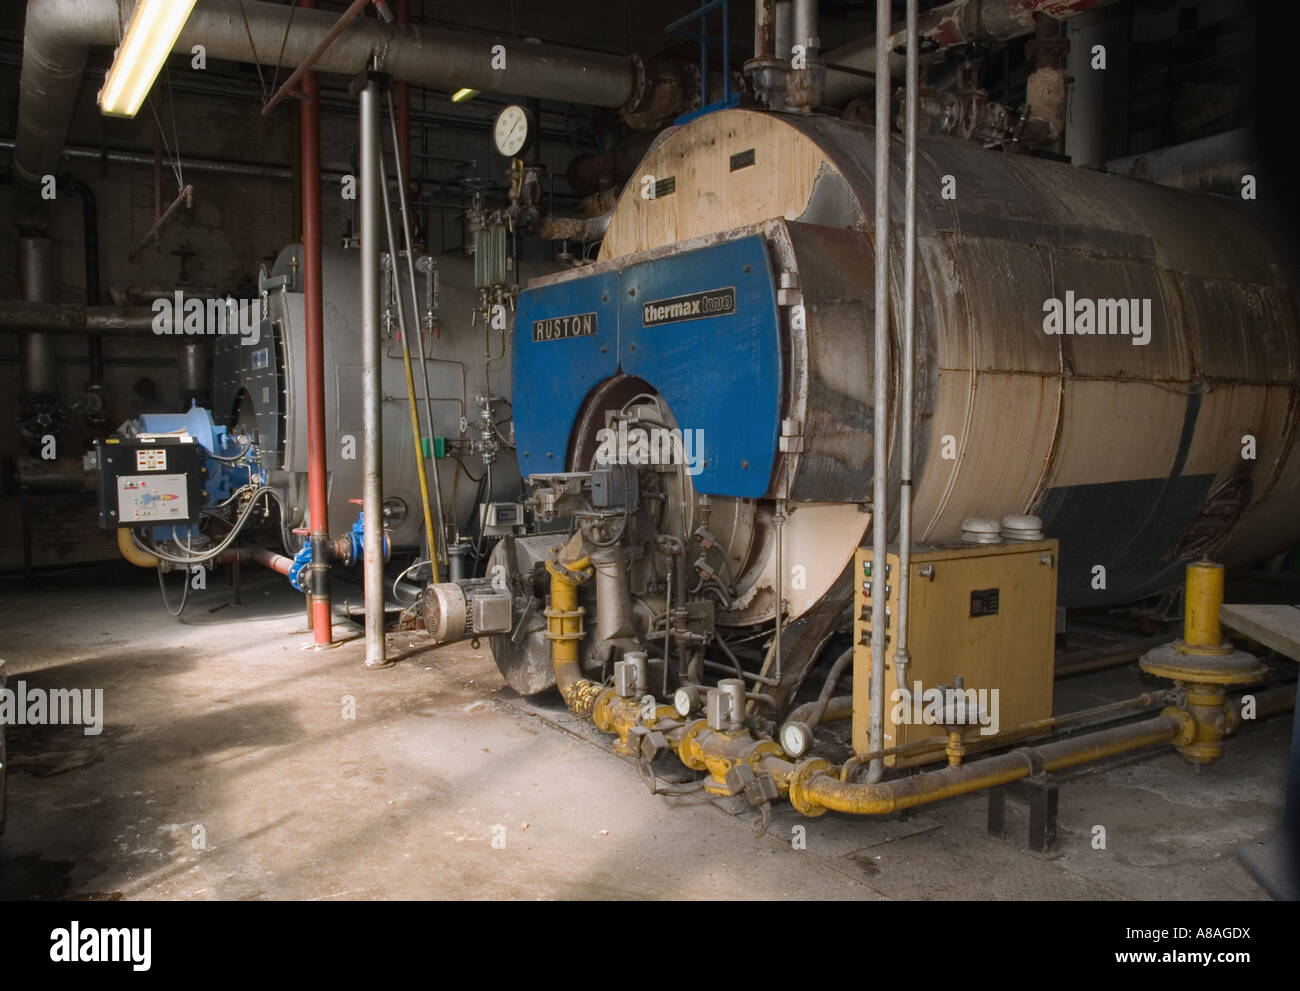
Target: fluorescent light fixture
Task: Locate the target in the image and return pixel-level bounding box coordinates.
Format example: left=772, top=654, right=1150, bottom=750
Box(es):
left=451, top=88, right=480, bottom=104
left=98, top=0, right=199, bottom=118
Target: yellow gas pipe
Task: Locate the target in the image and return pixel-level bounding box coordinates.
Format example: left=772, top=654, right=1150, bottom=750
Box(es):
left=544, top=544, right=604, bottom=716
left=1140, top=559, right=1268, bottom=763
left=547, top=542, right=1293, bottom=816
left=118, top=527, right=159, bottom=567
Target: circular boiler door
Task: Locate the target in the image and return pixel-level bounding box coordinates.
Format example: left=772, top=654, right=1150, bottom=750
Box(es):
left=568, top=374, right=867, bottom=628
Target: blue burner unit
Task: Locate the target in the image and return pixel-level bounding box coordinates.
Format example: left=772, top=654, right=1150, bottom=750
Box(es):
left=513, top=235, right=782, bottom=499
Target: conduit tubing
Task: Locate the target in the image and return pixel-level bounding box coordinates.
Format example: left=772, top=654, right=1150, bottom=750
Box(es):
left=301, top=0, right=333, bottom=646
left=842, top=690, right=1175, bottom=773
left=358, top=72, right=387, bottom=669
left=377, top=141, right=439, bottom=570
left=865, top=0, right=892, bottom=784
left=387, top=89, right=448, bottom=570
left=15, top=0, right=636, bottom=186
left=893, top=0, right=918, bottom=695
left=800, top=713, right=1185, bottom=815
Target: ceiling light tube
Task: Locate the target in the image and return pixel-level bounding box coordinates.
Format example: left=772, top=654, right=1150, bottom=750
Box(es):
left=98, top=0, right=199, bottom=118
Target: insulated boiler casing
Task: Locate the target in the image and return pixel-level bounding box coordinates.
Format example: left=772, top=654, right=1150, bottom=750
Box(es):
left=515, top=109, right=1300, bottom=609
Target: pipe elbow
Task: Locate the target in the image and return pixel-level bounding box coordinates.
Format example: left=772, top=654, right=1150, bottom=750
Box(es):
left=117, top=527, right=159, bottom=568
left=801, top=771, right=899, bottom=816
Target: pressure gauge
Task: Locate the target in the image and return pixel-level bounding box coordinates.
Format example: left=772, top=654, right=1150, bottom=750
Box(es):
left=779, top=720, right=813, bottom=759
left=492, top=104, right=534, bottom=158
left=674, top=686, right=700, bottom=718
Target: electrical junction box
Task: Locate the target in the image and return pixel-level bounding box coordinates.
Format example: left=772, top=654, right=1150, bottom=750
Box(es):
left=480, top=501, right=525, bottom=536
left=852, top=539, right=1058, bottom=767
left=95, top=436, right=204, bottom=531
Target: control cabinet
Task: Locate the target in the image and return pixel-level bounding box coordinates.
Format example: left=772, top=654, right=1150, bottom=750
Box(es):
left=96, top=436, right=204, bottom=531
left=852, top=539, right=1059, bottom=766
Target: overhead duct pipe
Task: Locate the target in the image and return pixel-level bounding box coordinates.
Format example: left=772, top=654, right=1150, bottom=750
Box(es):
left=14, top=0, right=640, bottom=188
left=1105, top=129, right=1257, bottom=195
left=821, top=0, right=1123, bottom=106
left=0, top=300, right=157, bottom=333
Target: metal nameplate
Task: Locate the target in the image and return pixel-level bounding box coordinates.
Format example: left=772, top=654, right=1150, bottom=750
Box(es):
left=642, top=287, right=736, bottom=327
left=532, top=312, right=597, bottom=342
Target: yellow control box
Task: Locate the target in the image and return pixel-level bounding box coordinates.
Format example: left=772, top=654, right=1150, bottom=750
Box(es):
left=852, top=539, right=1058, bottom=766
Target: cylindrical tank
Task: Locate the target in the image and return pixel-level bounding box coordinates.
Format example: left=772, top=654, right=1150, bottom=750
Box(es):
left=213, top=245, right=538, bottom=551
left=590, top=109, right=1300, bottom=608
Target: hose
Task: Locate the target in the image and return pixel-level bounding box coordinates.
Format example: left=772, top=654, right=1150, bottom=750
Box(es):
left=157, top=564, right=190, bottom=616
left=132, top=485, right=279, bottom=565
left=392, top=558, right=432, bottom=604
left=804, top=647, right=853, bottom=727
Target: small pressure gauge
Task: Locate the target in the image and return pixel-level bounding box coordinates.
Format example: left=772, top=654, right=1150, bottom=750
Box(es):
left=779, top=720, right=813, bottom=759
left=492, top=104, right=534, bottom=158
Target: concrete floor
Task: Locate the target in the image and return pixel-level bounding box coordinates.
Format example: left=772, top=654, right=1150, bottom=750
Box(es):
left=0, top=564, right=1290, bottom=900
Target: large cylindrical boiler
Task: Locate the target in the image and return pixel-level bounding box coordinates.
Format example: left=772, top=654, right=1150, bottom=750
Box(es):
left=214, top=245, right=530, bottom=550
left=580, top=109, right=1300, bottom=609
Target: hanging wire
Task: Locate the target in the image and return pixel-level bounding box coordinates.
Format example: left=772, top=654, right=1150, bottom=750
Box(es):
left=146, top=94, right=183, bottom=190
left=165, top=67, right=184, bottom=188
left=237, top=0, right=270, bottom=99
left=268, top=0, right=301, bottom=103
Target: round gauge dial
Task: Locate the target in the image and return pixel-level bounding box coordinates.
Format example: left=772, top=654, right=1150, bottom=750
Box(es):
left=493, top=104, right=533, bottom=158
left=779, top=721, right=811, bottom=758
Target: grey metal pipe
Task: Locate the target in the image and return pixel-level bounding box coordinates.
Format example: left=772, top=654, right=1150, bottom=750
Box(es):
left=591, top=545, right=636, bottom=642
left=386, top=89, right=448, bottom=571
left=892, top=0, right=918, bottom=694
left=359, top=73, right=387, bottom=670
left=0, top=300, right=156, bottom=332
left=755, top=1, right=776, bottom=59
left=178, top=339, right=208, bottom=402
left=1104, top=128, right=1256, bottom=195
left=866, top=0, right=892, bottom=785
left=775, top=2, right=794, bottom=60
left=774, top=501, right=785, bottom=682
left=793, top=0, right=820, bottom=61
left=822, top=0, right=1123, bottom=106
left=19, top=237, right=58, bottom=396
left=15, top=0, right=637, bottom=186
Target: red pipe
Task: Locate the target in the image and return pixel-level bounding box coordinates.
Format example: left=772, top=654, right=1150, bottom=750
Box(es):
left=301, top=0, right=333, bottom=646
left=218, top=547, right=295, bottom=576
left=263, top=0, right=393, bottom=115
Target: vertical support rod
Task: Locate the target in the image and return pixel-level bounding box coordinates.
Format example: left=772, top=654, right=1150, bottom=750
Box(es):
left=756, top=0, right=776, bottom=58
left=377, top=140, right=438, bottom=572
left=387, top=89, right=448, bottom=571
left=18, top=237, right=57, bottom=396
left=893, top=0, right=918, bottom=691
left=866, top=0, right=892, bottom=783
left=301, top=0, right=332, bottom=646
left=396, top=0, right=410, bottom=184
left=774, top=500, right=784, bottom=682
left=722, top=0, right=732, bottom=102
left=359, top=73, right=387, bottom=669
